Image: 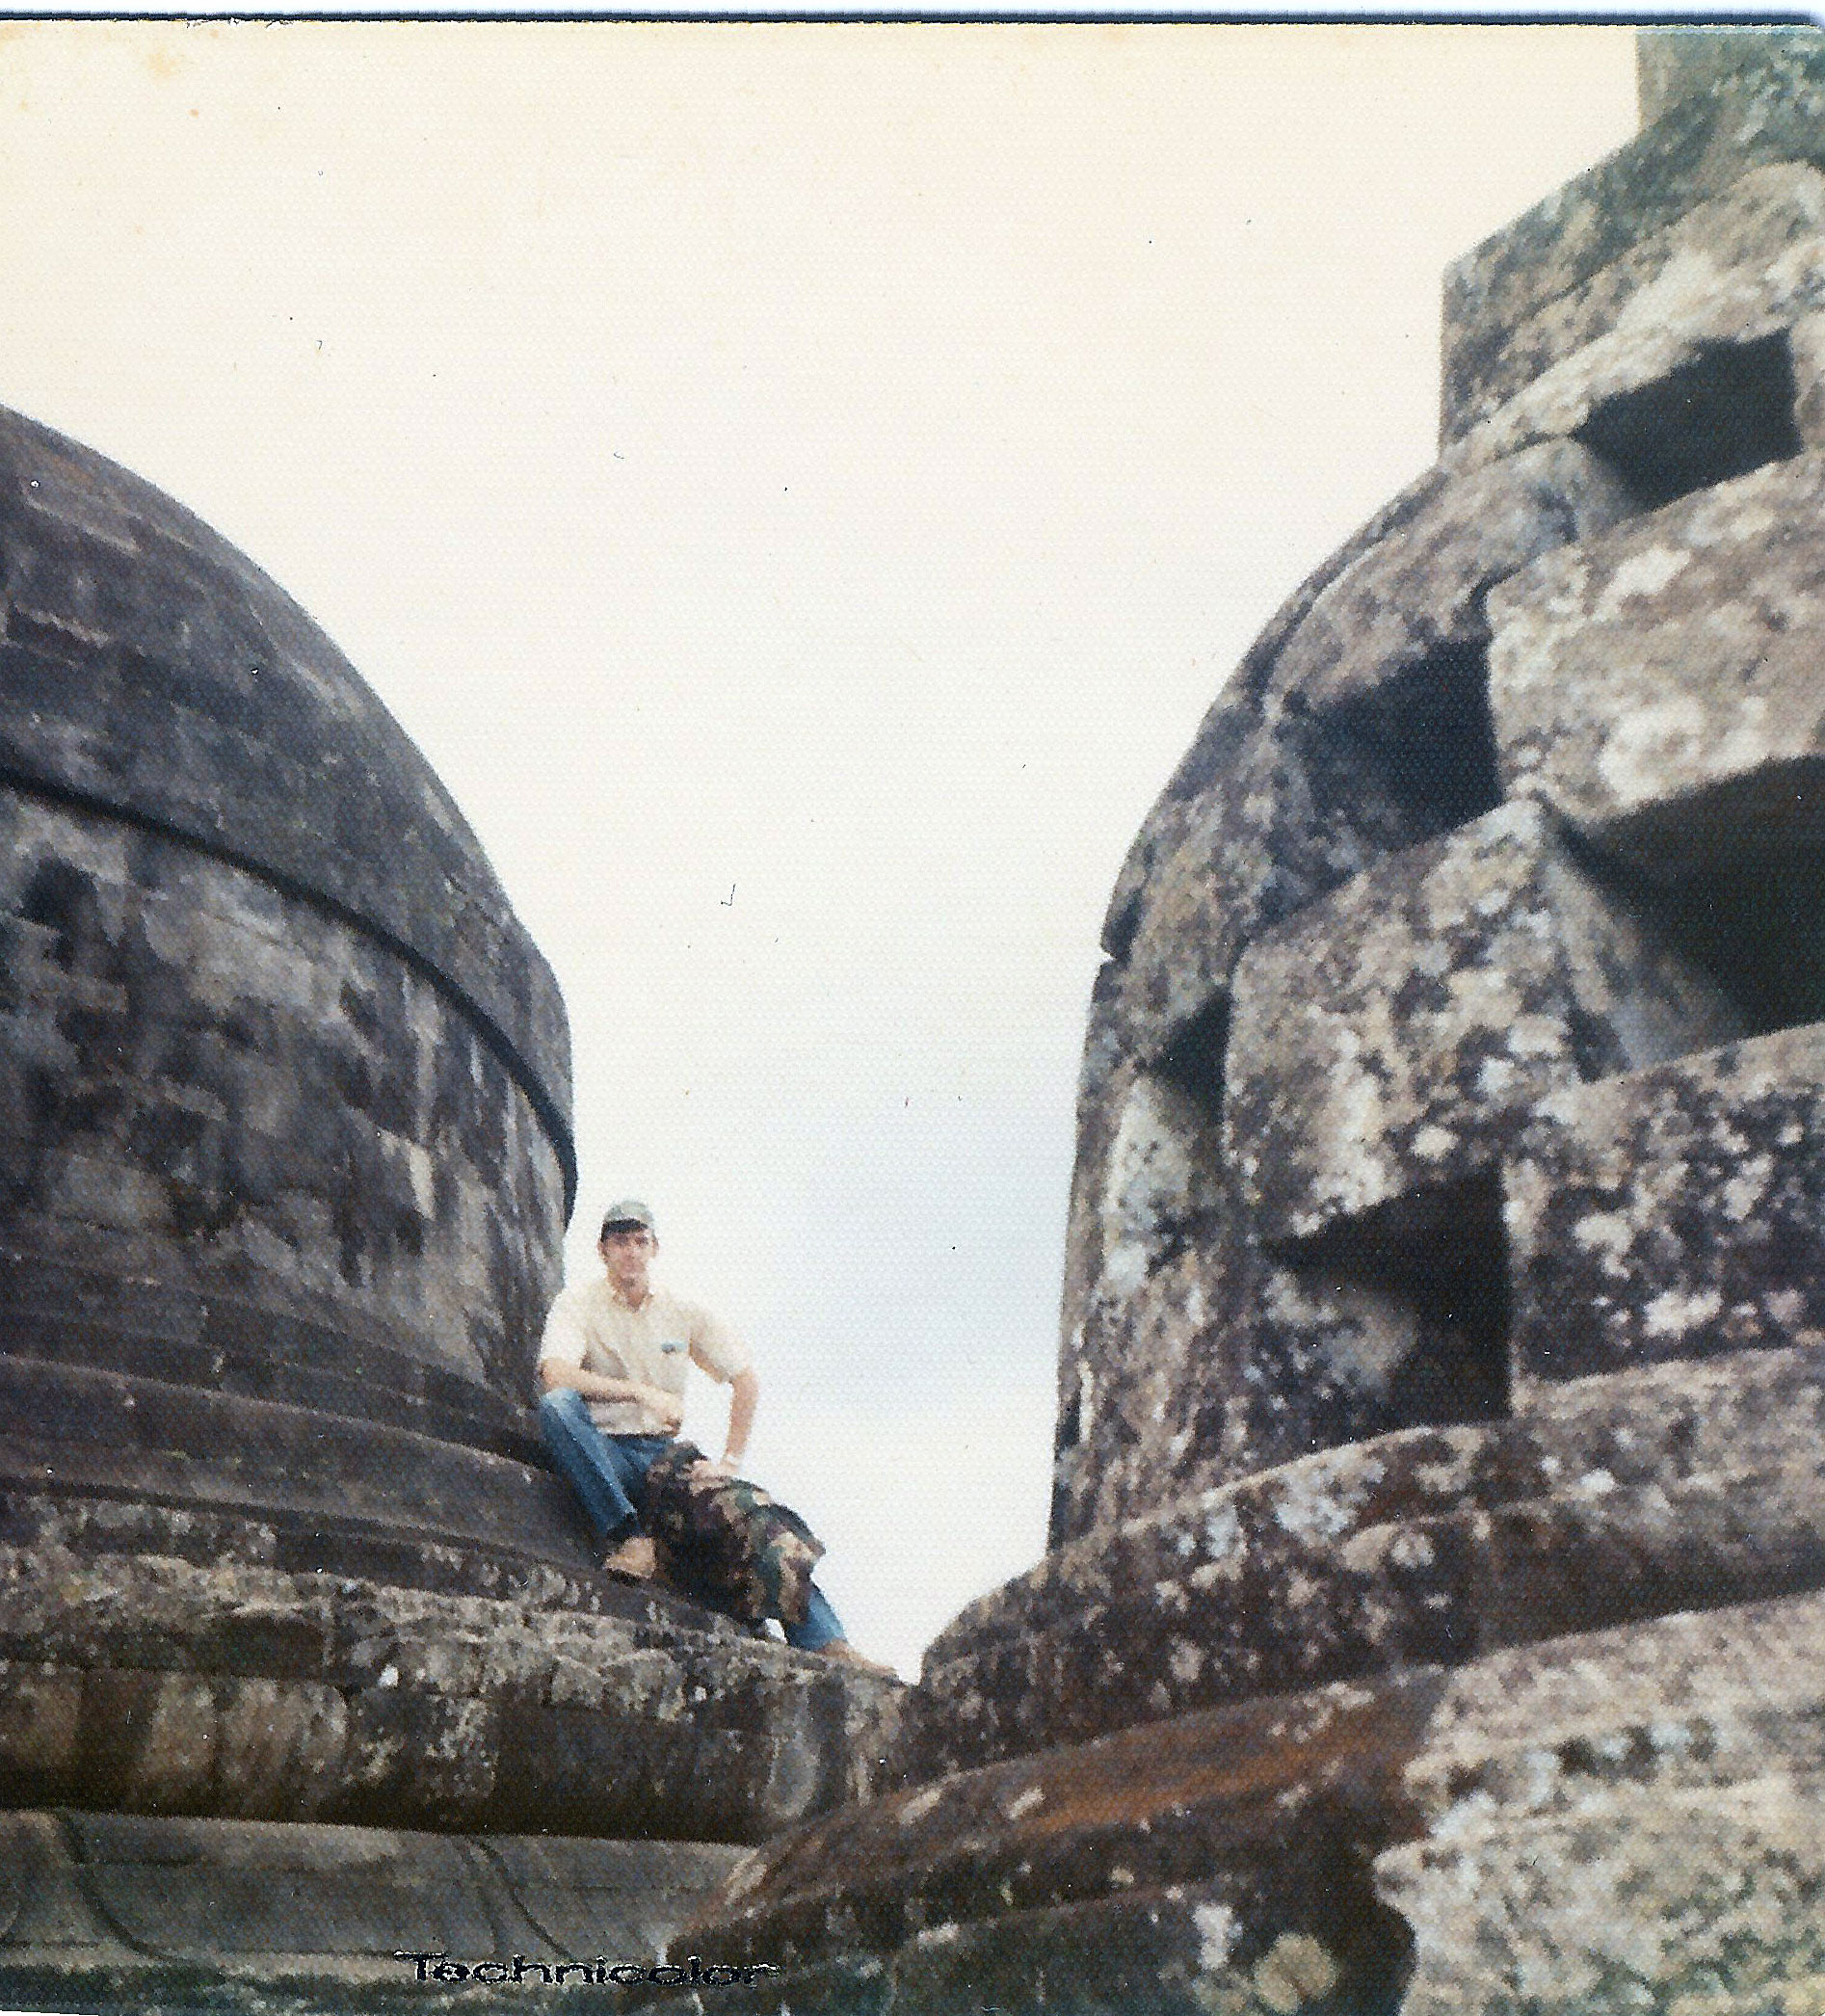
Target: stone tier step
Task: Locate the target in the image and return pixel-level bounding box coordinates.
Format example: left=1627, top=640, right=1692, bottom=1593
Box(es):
left=0, top=1231, right=543, bottom=1463
left=0, top=1534, right=903, bottom=1842
left=0, top=1309, right=541, bottom=1467
left=0, top=1808, right=749, bottom=2016
left=648, top=1588, right=1825, bottom=2015
left=899, top=1342, right=1825, bottom=1782
left=0, top=1354, right=592, bottom=1580
left=651, top=1882, right=1399, bottom=2016
left=0, top=1486, right=668, bottom=1618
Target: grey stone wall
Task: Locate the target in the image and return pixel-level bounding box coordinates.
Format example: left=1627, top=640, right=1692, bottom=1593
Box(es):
left=0, top=404, right=575, bottom=1537
left=0, top=407, right=569, bottom=1171
left=0, top=787, right=563, bottom=1440
left=0, top=405, right=904, bottom=2003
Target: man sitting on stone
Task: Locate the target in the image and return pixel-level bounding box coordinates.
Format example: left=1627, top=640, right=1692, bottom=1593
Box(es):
left=538, top=1200, right=890, bottom=1674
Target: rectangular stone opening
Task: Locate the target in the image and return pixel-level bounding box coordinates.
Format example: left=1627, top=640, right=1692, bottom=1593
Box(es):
left=1299, top=641, right=1504, bottom=859
left=1266, top=1172, right=1512, bottom=1433
left=1573, top=332, right=1802, bottom=511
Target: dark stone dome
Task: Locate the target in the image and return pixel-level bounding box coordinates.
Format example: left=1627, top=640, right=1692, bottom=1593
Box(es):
left=0, top=404, right=586, bottom=1583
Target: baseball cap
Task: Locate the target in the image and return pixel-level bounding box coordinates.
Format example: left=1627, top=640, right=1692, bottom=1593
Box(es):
left=599, top=1199, right=657, bottom=1238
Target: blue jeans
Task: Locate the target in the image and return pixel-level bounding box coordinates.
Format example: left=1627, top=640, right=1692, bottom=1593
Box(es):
left=538, top=1386, right=846, bottom=1652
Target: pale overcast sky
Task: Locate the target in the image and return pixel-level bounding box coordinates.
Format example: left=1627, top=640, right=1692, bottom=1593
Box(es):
left=0, top=23, right=1638, bottom=1673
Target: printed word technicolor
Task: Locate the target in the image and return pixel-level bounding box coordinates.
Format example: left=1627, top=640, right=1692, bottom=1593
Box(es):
left=393, top=1951, right=777, bottom=1986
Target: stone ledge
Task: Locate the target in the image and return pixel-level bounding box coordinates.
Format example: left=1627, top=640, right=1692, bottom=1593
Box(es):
left=0, top=1808, right=751, bottom=2016
left=664, top=1589, right=1825, bottom=2014
left=901, top=1343, right=1825, bottom=1781
left=0, top=1355, right=595, bottom=1571
left=0, top=1536, right=903, bottom=1841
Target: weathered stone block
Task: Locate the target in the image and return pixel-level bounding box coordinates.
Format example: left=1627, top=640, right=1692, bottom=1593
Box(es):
left=1090, top=1072, right=1226, bottom=1305
left=1102, top=684, right=1260, bottom=967
left=1098, top=462, right=1459, bottom=966
left=1463, top=164, right=1825, bottom=471
left=1113, top=438, right=1628, bottom=1074
left=1050, top=1004, right=1261, bottom=1543
left=1509, top=1023, right=1825, bottom=1383
left=1105, top=439, right=1622, bottom=1072
left=1640, top=25, right=1820, bottom=123
left=1225, top=801, right=1739, bottom=1246
left=1061, top=1164, right=1520, bottom=1552
left=1454, top=160, right=1825, bottom=488
left=1491, top=448, right=1825, bottom=880
left=1264, top=438, right=1634, bottom=716
left=1382, top=1774, right=1825, bottom=2016
left=1443, top=46, right=1825, bottom=438
left=1051, top=1233, right=1249, bottom=1546
left=1229, top=1215, right=1512, bottom=1480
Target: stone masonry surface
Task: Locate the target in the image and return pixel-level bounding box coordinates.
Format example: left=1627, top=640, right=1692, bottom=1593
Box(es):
left=19, top=29, right=1825, bottom=2016
left=0, top=395, right=908, bottom=2016
left=647, top=32, right=1825, bottom=2015
left=0, top=406, right=569, bottom=1164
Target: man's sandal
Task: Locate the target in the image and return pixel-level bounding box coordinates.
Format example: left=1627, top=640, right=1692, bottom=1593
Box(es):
left=603, top=1535, right=658, bottom=1582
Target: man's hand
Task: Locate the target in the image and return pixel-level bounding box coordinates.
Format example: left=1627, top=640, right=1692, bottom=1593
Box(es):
left=542, top=1361, right=686, bottom=1432
left=689, top=1454, right=739, bottom=1479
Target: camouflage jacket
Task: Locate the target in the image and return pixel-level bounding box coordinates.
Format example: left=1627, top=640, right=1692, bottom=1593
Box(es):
left=644, top=1442, right=826, bottom=1629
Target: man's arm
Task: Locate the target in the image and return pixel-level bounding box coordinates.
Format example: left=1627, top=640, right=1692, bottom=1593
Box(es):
left=721, top=1367, right=758, bottom=1472
left=684, top=1305, right=756, bottom=1474
left=539, top=1357, right=684, bottom=1432
left=687, top=1366, right=759, bottom=1477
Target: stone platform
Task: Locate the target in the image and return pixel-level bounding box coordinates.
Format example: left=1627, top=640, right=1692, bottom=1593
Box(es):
left=662, top=1586, right=1825, bottom=2015
left=0, top=1809, right=750, bottom=2016
left=0, top=1492, right=901, bottom=1845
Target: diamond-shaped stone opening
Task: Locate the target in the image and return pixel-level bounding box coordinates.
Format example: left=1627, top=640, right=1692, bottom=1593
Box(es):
left=1154, top=992, right=1230, bottom=1123
left=1054, top=1364, right=1086, bottom=1455
left=1651, top=853, right=1825, bottom=1040
left=1573, top=331, right=1802, bottom=511
left=1266, top=1172, right=1513, bottom=1433
left=1298, top=642, right=1504, bottom=864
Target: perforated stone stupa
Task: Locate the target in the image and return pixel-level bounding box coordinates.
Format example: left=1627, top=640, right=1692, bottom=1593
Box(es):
left=661, top=27, right=1825, bottom=2015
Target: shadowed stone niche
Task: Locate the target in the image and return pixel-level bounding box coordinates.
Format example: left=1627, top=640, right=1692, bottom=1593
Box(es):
left=0, top=410, right=902, bottom=2014
left=653, top=27, right=1825, bottom=2015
